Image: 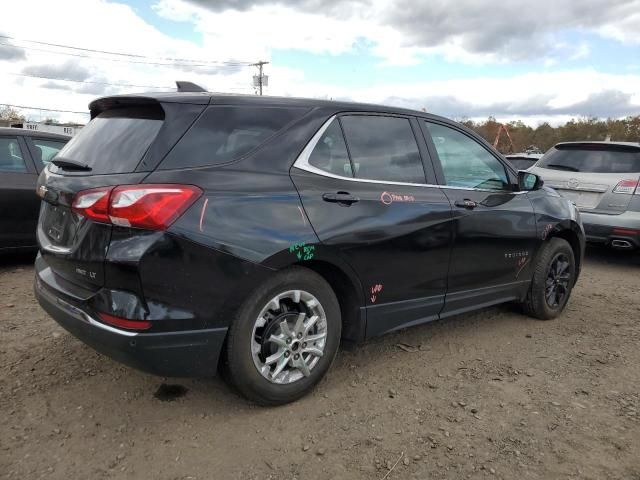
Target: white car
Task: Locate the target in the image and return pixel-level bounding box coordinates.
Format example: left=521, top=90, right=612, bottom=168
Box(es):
left=530, top=141, right=640, bottom=250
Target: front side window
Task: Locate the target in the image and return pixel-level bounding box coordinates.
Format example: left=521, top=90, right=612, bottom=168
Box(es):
left=425, top=122, right=509, bottom=190
left=31, top=138, right=67, bottom=167
left=0, top=137, right=27, bottom=173
left=340, top=115, right=426, bottom=184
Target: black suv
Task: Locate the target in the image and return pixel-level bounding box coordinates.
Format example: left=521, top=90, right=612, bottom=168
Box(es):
left=34, top=93, right=585, bottom=405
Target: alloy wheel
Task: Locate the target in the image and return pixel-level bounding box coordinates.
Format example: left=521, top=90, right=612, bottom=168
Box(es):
left=251, top=290, right=328, bottom=384
left=545, top=253, right=572, bottom=308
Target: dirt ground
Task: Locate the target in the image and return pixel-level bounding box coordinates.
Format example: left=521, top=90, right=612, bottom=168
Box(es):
left=1, top=248, right=639, bottom=480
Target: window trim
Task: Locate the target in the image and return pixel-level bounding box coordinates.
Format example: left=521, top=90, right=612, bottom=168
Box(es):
left=293, top=115, right=527, bottom=194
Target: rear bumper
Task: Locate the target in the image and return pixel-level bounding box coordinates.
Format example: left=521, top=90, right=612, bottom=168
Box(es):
left=35, top=270, right=227, bottom=378
left=581, top=210, right=640, bottom=248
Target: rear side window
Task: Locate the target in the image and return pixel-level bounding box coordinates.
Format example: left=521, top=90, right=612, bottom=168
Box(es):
left=308, top=120, right=353, bottom=177
left=538, top=146, right=640, bottom=173
left=340, top=115, right=425, bottom=183
left=31, top=138, right=67, bottom=167
left=160, top=106, right=307, bottom=169
left=55, top=107, right=163, bottom=174
left=0, top=137, right=27, bottom=173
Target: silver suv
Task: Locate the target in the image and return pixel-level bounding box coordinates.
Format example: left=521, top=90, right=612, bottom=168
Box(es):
left=530, top=142, right=640, bottom=250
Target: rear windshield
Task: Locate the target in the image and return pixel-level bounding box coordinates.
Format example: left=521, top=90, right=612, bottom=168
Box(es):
left=538, top=145, right=640, bottom=173
left=55, top=107, right=163, bottom=174
left=159, top=105, right=308, bottom=169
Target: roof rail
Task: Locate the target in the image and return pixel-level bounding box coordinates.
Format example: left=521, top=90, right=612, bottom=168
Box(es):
left=175, top=81, right=207, bottom=93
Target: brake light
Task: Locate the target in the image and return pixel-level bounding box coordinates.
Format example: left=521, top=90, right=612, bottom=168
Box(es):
left=612, top=179, right=639, bottom=195
left=98, top=312, right=152, bottom=331
left=71, top=184, right=202, bottom=230
left=72, top=186, right=113, bottom=223
left=109, top=185, right=202, bottom=229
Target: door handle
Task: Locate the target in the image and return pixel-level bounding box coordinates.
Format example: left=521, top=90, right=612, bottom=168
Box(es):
left=322, top=192, right=360, bottom=205
left=454, top=199, right=478, bottom=209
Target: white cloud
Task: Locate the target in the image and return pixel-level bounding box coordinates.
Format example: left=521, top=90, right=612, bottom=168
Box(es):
left=597, top=9, right=640, bottom=44
left=0, top=0, right=639, bottom=127
left=159, top=0, right=640, bottom=65
left=154, top=0, right=375, bottom=58
left=0, top=0, right=259, bottom=122
left=267, top=69, right=640, bottom=125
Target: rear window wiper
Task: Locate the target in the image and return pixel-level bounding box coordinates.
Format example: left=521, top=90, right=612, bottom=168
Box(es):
left=545, top=164, right=580, bottom=172
left=51, top=159, right=92, bottom=171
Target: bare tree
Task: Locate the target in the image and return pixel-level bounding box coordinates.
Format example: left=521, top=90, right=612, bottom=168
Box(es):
left=0, top=105, right=25, bottom=122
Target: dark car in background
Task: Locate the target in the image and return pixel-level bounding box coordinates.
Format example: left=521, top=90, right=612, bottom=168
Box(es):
left=34, top=93, right=584, bottom=405
left=530, top=142, right=640, bottom=250
left=0, top=128, right=70, bottom=252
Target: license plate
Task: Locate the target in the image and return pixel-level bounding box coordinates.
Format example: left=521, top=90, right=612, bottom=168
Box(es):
left=43, top=204, right=77, bottom=245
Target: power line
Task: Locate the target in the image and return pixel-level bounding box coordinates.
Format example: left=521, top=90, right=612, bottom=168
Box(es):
left=8, top=72, right=173, bottom=89
left=0, top=42, right=252, bottom=69
left=0, top=35, right=254, bottom=66
left=7, top=72, right=254, bottom=92
left=0, top=103, right=89, bottom=115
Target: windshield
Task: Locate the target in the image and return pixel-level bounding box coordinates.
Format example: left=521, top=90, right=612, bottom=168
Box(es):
left=55, top=106, right=163, bottom=174
left=538, top=145, right=640, bottom=174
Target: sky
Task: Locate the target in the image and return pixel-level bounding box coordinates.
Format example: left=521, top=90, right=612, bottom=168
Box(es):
left=1, top=0, right=640, bottom=126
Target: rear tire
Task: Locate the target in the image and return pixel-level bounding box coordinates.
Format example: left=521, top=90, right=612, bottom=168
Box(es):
left=223, top=267, right=341, bottom=406
left=522, top=238, right=575, bottom=320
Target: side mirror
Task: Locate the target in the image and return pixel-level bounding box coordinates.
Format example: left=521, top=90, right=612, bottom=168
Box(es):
left=518, top=171, right=544, bottom=191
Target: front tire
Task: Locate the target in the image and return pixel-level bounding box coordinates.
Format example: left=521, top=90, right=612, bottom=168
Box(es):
left=223, top=267, right=341, bottom=405
left=522, top=237, right=576, bottom=320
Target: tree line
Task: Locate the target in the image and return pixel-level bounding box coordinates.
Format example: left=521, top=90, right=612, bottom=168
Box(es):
left=461, top=116, right=640, bottom=154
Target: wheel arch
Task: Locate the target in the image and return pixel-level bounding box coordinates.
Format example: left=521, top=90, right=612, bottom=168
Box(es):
left=292, top=259, right=367, bottom=343
left=547, top=224, right=583, bottom=281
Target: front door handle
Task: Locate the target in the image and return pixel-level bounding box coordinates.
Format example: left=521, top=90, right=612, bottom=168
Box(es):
left=454, top=199, right=478, bottom=209
left=322, top=192, right=360, bottom=206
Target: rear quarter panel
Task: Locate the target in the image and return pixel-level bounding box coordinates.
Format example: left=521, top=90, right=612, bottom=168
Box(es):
left=140, top=108, right=349, bottom=327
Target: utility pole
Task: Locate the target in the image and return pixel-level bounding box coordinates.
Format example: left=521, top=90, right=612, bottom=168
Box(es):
left=252, top=61, right=269, bottom=96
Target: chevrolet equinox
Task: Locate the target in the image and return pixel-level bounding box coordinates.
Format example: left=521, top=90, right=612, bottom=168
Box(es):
left=34, top=92, right=585, bottom=405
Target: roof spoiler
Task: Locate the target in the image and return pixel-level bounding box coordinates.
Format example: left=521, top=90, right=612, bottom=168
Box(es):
left=176, top=81, right=207, bottom=93
left=89, top=96, right=162, bottom=119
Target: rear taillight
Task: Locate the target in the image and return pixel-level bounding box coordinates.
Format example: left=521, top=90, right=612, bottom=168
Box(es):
left=109, top=185, right=202, bottom=229
left=612, top=179, right=639, bottom=195
left=72, top=184, right=202, bottom=230
left=72, top=186, right=113, bottom=223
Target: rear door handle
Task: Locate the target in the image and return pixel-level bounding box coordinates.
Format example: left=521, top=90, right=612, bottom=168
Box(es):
left=322, top=192, right=360, bottom=205
left=454, top=199, right=478, bottom=209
